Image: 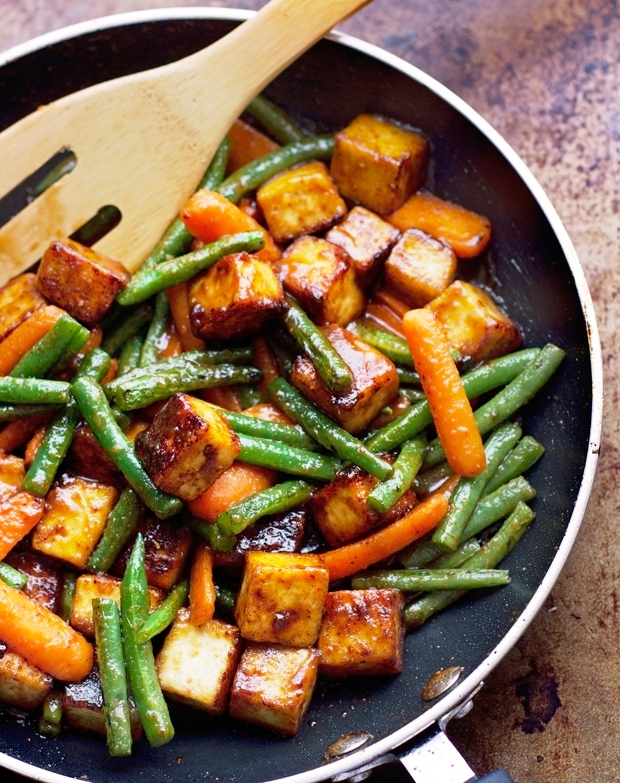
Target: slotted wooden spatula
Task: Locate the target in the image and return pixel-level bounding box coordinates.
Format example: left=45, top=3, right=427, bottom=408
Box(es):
left=0, top=0, right=370, bottom=285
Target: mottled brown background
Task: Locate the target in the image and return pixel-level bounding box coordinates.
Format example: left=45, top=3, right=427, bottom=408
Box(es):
left=0, top=1, right=617, bottom=782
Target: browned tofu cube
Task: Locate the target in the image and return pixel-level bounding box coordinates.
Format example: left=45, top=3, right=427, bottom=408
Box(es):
left=31, top=475, right=118, bottom=569
left=384, top=228, right=457, bottom=307
left=278, top=236, right=365, bottom=326
left=325, top=206, right=400, bottom=289
left=212, top=508, right=307, bottom=573
left=310, top=463, right=417, bottom=547
left=318, top=589, right=405, bottom=677
left=290, top=324, right=399, bottom=434
left=331, top=114, right=429, bottom=215
left=257, top=161, right=347, bottom=243
left=0, top=273, right=47, bottom=342
left=156, top=608, right=241, bottom=714
left=235, top=551, right=329, bottom=647
left=0, top=651, right=53, bottom=709
left=70, top=573, right=164, bottom=638
left=0, top=454, right=26, bottom=498
left=37, top=238, right=130, bottom=326
left=189, top=252, right=285, bottom=343
left=426, top=280, right=522, bottom=363
left=135, top=393, right=241, bottom=502
left=112, top=516, right=194, bottom=592
left=229, top=642, right=319, bottom=735
left=67, top=422, right=125, bottom=487
left=4, top=549, right=62, bottom=613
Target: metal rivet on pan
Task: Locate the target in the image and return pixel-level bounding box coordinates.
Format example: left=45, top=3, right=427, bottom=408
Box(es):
left=421, top=665, right=464, bottom=701
left=322, top=730, right=374, bottom=764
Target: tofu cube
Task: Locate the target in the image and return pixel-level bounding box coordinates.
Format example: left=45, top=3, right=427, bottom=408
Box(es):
left=135, top=392, right=241, bottom=502
left=0, top=454, right=26, bottom=498
left=257, top=161, right=347, bottom=243
left=278, top=236, right=365, bottom=326
left=4, top=549, right=62, bottom=613
left=112, top=516, right=194, bottom=592
left=31, top=475, right=118, bottom=568
left=0, top=651, right=53, bottom=709
left=325, top=206, right=400, bottom=289
left=229, top=642, right=319, bottom=735
left=189, top=251, right=285, bottom=343
left=318, top=589, right=405, bottom=677
left=310, top=463, right=417, bottom=547
left=426, top=280, right=522, bottom=363
left=290, top=324, right=399, bottom=434
left=0, top=273, right=47, bottom=342
left=156, top=608, right=241, bottom=714
left=330, top=114, right=429, bottom=215
left=37, top=238, right=130, bottom=326
left=70, top=573, right=164, bottom=638
left=384, top=228, right=457, bottom=307
left=235, top=551, right=329, bottom=647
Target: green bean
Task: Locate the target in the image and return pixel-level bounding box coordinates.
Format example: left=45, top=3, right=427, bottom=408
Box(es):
left=413, top=461, right=454, bottom=495
left=93, top=598, right=133, bottom=757
left=10, top=315, right=82, bottom=378
left=22, top=348, right=112, bottom=497
left=461, top=476, right=536, bottom=541
left=431, top=538, right=482, bottom=569
left=399, top=386, right=425, bottom=402
left=112, top=364, right=262, bottom=411
left=38, top=689, right=63, bottom=737
left=86, top=488, right=145, bottom=573
left=101, top=304, right=153, bottom=356
left=237, top=433, right=341, bottom=481
left=105, top=346, right=254, bottom=395
left=71, top=377, right=182, bottom=519
left=59, top=570, right=77, bottom=622
left=120, top=535, right=174, bottom=747
left=352, top=320, right=414, bottom=367
left=283, top=297, right=352, bottom=392
left=232, top=382, right=263, bottom=409
left=398, top=534, right=446, bottom=569
left=268, top=336, right=295, bottom=378
left=246, top=95, right=307, bottom=143
left=214, top=583, right=237, bottom=619
left=138, top=291, right=169, bottom=368
left=0, top=402, right=61, bottom=422
left=218, top=408, right=318, bottom=451
left=0, top=377, right=70, bottom=405
left=217, top=479, right=315, bottom=536
left=0, top=561, right=27, bottom=590
left=483, top=436, right=545, bottom=495
left=405, top=502, right=535, bottom=628
left=184, top=513, right=237, bottom=552
left=48, top=324, right=91, bottom=376
left=116, top=332, right=146, bottom=377
left=364, top=347, right=541, bottom=454
left=138, top=137, right=230, bottom=273
left=217, top=134, right=335, bottom=204
left=351, top=568, right=510, bottom=591
left=423, top=344, right=565, bottom=469
left=432, top=423, right=522, bottom=551
left=135, top=580, right=189, bottom=644
left=267, top=377, right=392, bottom=480
left=366, top=436, right=426, bottom=514
left=117, top=231, right=265, bottom=306
left=32, top=152, right=76, bottom=197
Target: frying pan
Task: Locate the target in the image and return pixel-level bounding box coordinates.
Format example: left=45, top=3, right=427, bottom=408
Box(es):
left=0, top=8, right=602, bottom=783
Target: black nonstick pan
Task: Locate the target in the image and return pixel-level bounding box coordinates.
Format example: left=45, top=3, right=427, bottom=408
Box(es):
left=0, top=9, right=602, bottom=783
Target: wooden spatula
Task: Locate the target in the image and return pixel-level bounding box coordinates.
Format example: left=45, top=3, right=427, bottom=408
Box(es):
left=0, top=0, right=370, bottom=285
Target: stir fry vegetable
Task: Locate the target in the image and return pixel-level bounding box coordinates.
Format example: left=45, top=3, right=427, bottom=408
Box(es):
left=0, top=94, right=563, bottom=750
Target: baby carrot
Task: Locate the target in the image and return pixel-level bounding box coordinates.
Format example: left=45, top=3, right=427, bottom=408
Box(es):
left=319, top=493, right=449, bottom=581
left=189, top=541, right=216, bottom=625
left=188, top=462, right=279, bottom=523
left=402, top=308, right=486, bottom=477
left=0, top=305, right=65, bottom=376
left=166, top=283, right=206, bottom=352
left=0, top=490, right=44, bottom=560
left=226, top=119, right=280, bottom=174
left=0, top=577, right=93, bottom=681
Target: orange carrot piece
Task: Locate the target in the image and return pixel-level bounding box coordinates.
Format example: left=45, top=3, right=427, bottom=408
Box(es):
left=386, top=192, right=491, bottom=259
left=188, top=462, right=279, bottom=523
left=0, top=305, right=65, bottom=376
left=252, top=337, right=279, bottom=394
left=0, top=490, right=45, bottom=560
left=0, top=414, right=50, bottom=454
left=189, top=541, right=216, bottom=625
left=0, top=577, right=93, bottom=681
left=402, top=308, right=486, bottom=477
left=242, top=402, right=293, bottom=425
left=181, top=189, right=281, bottom=263
left=24, top=425, right=47, bottom=468
left=167, top=283, right=206, bottom=352
left=320, top=494, right=449, bottom=581
left=157, top=321, right=183, bottom=360
left=226, top=119, right=280, bottom=174
left=199, top=386, right=243, bottom=412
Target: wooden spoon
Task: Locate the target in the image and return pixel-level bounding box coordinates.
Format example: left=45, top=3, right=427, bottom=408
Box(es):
left=0, top=0, right=370, bottom=284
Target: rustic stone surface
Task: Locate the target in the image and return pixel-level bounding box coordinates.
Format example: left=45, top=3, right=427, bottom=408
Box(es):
left=0, top=1, right=617, bottom=781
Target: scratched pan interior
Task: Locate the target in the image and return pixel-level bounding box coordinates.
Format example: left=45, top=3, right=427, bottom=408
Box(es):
left=0, top=10, right=597, bottom=783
